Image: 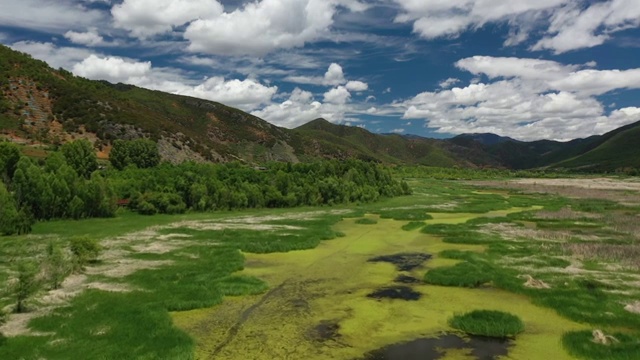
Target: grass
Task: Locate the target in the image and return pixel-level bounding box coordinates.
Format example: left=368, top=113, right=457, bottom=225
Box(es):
left=424, top=261, right=494, bottom=288
left=449, top=310, right=525, bottom=338
left=355, top=218, right=378, bottom=225
left=563, top=330, right=640, bottom=360
left=401, top=221, right=425, bottom=231
left=377, top=209, right=433, bottom=221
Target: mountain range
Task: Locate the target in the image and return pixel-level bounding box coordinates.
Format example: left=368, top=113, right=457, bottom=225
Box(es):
left=1, top=45, right=638, bottom=173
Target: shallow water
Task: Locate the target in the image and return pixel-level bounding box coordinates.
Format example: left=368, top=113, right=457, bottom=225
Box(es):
left=172, top=208, right=584, bottom=360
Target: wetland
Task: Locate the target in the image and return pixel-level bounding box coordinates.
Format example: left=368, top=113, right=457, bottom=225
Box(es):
left=2, top=176, right=640, bottom=359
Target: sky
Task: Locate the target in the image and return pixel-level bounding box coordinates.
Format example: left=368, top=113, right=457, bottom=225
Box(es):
left=2, top=0, right=640, bottom=141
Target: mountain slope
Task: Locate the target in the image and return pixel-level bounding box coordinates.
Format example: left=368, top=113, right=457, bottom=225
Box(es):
left=550, top=121, right=640, bottom=172
left=294, top=119, right=492, bottom=167
left=1, top=44, right=638, bottom=171
left=0, top=45, right=300, bottom=163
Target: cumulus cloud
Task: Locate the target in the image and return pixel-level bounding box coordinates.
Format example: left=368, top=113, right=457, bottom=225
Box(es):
left=112, top=0, right=224, bottom=38
left=10, top=41, right=95, bottom=70
left=284, top=63, right=368, bottom=92
left=324, top=86, right=351, bottom=104
left=399, top=55, right=640, bottom=141
left=393, top=0, right=640, bottom=53
left=185, top=0, right=367, bottom=56
left=390, top=128, right=405, bottom=134
left=346, top=80, right=368, bottom=92
left=64, top=28, right=106, bottom=47
left=73, top=55, right=151, bottom=83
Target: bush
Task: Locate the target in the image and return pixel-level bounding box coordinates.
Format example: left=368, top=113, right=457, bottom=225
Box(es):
left=449, top=310, right=525, bottom=338
left=137, top=201, right=158, bottom=215
left=69, top=237, right=101, bottom=271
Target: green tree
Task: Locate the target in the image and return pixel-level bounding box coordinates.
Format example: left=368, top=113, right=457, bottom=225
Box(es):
left=70, top=237, right=101, bottom=271
left=110, top=139, right=160, bottom=170
left=0, top=182, right=19, bottom=235
left=44, top=242, right=70, bottom=289
left=13, top=261, right=40, bottom=313
left=61, top=139, right=97, bottom=179
left=0, top=141, right=20, bottom=180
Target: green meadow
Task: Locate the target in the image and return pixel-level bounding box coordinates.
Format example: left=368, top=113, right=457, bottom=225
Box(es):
left=2, top=176, right=640, bottom=359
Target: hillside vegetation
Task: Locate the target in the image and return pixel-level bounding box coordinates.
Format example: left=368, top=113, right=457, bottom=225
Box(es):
left=1, top=44, right=639, bottom=172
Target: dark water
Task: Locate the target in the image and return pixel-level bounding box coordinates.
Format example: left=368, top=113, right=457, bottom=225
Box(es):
left=367, top=286, right=421, bottom=301
left=368, top=253, right=432, bottom=271
left=361, top=333, right=510, bottom=360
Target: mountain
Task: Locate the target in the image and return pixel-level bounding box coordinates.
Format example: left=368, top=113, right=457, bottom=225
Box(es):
left=453, top=133, right=518, bottom=146
left=293, top=118, right=496, bottom=167
left=0, top=44, right=638, bottom=172
left=0, top=45, right=301, bottom=164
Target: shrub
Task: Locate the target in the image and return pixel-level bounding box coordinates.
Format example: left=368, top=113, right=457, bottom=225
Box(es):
left=69, top=237, right=101, bottom=271
left=449, top=310, right=525, bottom=338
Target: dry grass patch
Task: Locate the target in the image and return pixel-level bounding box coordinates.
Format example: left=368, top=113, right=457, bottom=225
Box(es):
left=563, top=243, right=640, bottom=270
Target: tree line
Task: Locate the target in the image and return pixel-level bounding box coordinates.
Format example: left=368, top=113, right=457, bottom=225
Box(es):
left=0, top=139, right=411, bottom=235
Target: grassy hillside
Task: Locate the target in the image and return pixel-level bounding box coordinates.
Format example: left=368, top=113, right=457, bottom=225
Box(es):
left=294, top=119, right=487, bottom=167
left=551, top=121, right=640, bottom=172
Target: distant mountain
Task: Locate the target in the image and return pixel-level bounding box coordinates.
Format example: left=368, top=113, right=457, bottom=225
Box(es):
left=452, top=133, right=519, bottom=145
left=0, top=44, right=638, bottom=172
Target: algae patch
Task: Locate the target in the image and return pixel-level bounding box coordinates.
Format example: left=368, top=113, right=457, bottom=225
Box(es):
left=172, top=210, right=584, bottom=360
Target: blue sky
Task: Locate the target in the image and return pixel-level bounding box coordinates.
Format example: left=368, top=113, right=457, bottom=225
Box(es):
left=2, top=0, right=640, bottom=141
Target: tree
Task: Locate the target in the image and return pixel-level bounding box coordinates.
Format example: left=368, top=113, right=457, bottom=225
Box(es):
left=13, top=261, right=40, bottom=313
left=0, top=182, right=19, bottom=235
left=0, top=141, right=20, bottom=180
left=69, top=237, right=101, bottom=272
left=43, top=242, right=70, bottom=289
left=61, top=139, right=97, bottom=179
left=110, top=139, right=160, bottom=170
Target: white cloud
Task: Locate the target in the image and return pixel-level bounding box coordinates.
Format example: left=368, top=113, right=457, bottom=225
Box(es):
left=324, top=63, right=346, bottom=86
left=10, top=41, right=96, bottom=70
left=394, top=0, right=568, bottom=40
left=393, top=0, right=640, bottom=53
left=439, top=77, right=460, bottom=89
left=345, top=80, right=368, bottom=92
left=112, top=0, right=224, bottom=38
left=324, top=86, right=351, bottom=104
left=185, top=0, right=366, bottom=56
left=391, top=128, right=405, bottom=134
left=0, top=0, right=106, bottom=32
left=73, top=55, right=151, bottom=83
left=399, top=55, right=640, bottom=141
left=64, top=28, right=106, bottom=47
left=533, top=0, right=640, bottom=53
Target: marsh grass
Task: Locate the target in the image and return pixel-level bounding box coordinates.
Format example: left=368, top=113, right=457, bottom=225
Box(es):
left=563, top=330, right=640, bottom=360
left=424, top=261, right=494, bottom=288
left=355, top=218, right=378, bottom=225
left=377, top=209, right=433, bottom=221
left=0, top=210, right=345, bottom=359
left=401, top=221, right=425, bottom=231
left=449, top=310, right=524, bottom=338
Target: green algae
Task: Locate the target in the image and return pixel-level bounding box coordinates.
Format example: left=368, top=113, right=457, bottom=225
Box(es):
left=172, top=209, right=585, bottom=360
